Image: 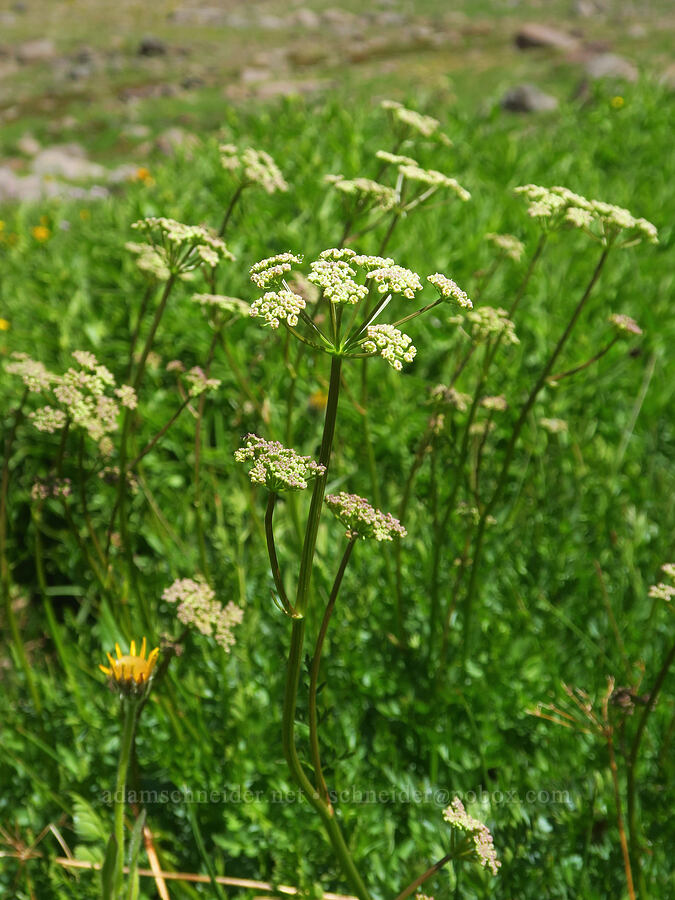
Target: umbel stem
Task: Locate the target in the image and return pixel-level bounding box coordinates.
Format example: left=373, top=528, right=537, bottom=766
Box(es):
left=278, top=353, right=372, bottom=900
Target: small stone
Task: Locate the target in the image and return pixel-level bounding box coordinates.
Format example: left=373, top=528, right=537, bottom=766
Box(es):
left=15, top=38, right=56, bottom=63
left=32, top=144, right=105, bottom=180
left=501, top=83, right=559, bottom=113
left=585, top=52, right=638, bottom=82
left=515, top=23, right=579, bottom=51
left=17, top=133, right=41, bottom=155
left=293, top=8, right=320, bottom=28
left=138, top=36, right=167, bottom=57
left=659, top=62, right=675, bottom=91
left=155, top=127, right=199, bottom=157
left=240, top=67, right=273, bottom=84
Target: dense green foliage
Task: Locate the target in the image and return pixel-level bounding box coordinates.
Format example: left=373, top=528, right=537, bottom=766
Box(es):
left=1, top=78, right=673, bottom=899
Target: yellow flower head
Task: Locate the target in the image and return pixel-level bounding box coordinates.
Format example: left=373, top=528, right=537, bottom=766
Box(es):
left=610, top=96, right=625, bottom=109
left=100, top=637, right=159, bottom=694
left=133, top=167, right=154, bottom=184
left=0, top=319, right=10, bottom=331
left=31, top=225, right=51, bottom=242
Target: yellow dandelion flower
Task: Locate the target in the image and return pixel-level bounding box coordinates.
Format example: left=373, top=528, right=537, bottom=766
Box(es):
left=308, top=388, right=328, bottom=412
left=610, top=96, right=624, bottom=109
left=79, top=209, right=91, bottom=221
left=0, top=319, right=9, bottom=331
left=100, top=637, right=159, bottom=693
left=133, top=167, right=154, bottom=184
left=31, top=225, right=51, bottom=242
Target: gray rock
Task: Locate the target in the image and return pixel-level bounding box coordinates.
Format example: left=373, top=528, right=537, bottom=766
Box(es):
left=0, top=166, right=109, bottom=203
left=240, top=67, right=273, bottom=84
left=515, top=23, right=579, bottom=51
left=501, top=83, right=559, bottom=112
left=169, top=7, right=225, bottom=25
left=155, top=127, right=199, bottom=157
left=17, top=133, right=41, bottom=155
left=293, top=8, right=321, bottom=29
left=32, top=144, right=106, bottom=179
left=138, top=36, right=167, bottom=57
left=585, top=53, right=638, bottom=82
left=15, top=38, right=56, bottom=63
left=659, top=62, right=675, bottom=90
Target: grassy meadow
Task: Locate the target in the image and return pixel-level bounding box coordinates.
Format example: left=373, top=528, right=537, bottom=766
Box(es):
left=1, top=4, right=674, bottom=899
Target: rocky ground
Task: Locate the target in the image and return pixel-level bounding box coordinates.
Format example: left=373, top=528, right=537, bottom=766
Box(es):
left=0, top=0, right=673, bottom=203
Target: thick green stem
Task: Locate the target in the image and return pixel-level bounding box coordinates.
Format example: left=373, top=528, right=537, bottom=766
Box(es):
left=295, top=356, right=342, bottom=617
left=282, top=620, right=371, bottom=900
left=309, top=538, right=357, bottom=802
left=114, top=699, right=138, bottom=896
left=265, top=492, right=293, bottom=615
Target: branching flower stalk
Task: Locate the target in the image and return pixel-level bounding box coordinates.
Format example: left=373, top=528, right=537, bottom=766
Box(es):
left=459, top=244, right=611, bottom=656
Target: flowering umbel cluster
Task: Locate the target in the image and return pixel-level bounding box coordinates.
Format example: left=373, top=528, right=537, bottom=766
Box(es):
left=515, top=184, right=658, bottom=246
left=325, top=492, right=406, bottom=542
left=162, top=577, right=243, bottom=652
left=443, top=797, right=501, bottom=876
left=220, top=143, right=288, bottom=194
left=648, top=563, right=675, bottom=603
left=131, top=217, right=234, bottom=276
left=235, top=434, right=326, bottom=492
left=324, top=174, right=397, bottom=211
left=381, top=99, right=442, bottom=138
left=246, top=247, right=472, bottom=374
left=609, top=313, right=642, bottom=336
left=363, top=324, right=417, bottom=371
left=7, top=350, right=137, bottom=447
left=427, top=273, right=473, bottom=308
left=485, top=232, right=525, bottom=262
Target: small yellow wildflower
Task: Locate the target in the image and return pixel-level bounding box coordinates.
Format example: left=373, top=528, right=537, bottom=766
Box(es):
left=610, top=96, right=625, bottom=109
left=0, top=319, right=10, bottom=331
left=79, top=209, right=91, bottom=221
left=31, top=225, right=51, bottom=242
left=308, top=388, right=328, bottom=412
left=134, top=167, right=154, bottom=184
left=0, top=220, right=5, bottom=232
left=100, top=637, right=159, bottom=694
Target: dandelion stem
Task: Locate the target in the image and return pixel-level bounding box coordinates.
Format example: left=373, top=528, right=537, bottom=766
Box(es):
left=114, top=699, right=138, bottom=896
